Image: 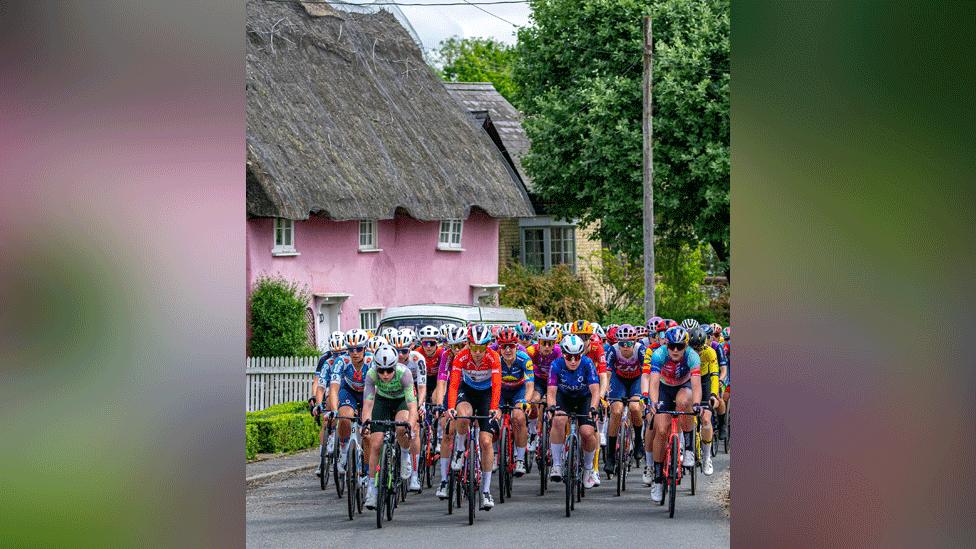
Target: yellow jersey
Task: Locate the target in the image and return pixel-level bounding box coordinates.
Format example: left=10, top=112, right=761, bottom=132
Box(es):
left=697, top=345, right=720, bottom=398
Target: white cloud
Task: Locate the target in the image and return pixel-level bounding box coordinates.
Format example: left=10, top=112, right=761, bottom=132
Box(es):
left=400, top=4, right=531, bottom=50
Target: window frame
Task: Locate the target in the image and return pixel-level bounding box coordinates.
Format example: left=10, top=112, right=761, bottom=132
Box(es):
left=272, top=218, right=298, bottom=256
left=358, top=220, right=380, bottom=252
left=359, top=308, right=382, bottom=331
left=437, top=219, right=464, bottom=251
left=518, top=220, right=577, bottom=273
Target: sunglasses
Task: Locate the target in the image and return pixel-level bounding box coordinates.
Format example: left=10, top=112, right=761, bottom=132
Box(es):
left=469, top=344, right=487, bottom=352
left=421, top=340, right=438, bottom=347
left=348, top=346, right=365, bottom=353
left=500, top=343, right=517, bottom=350
left=397, top=348, right=410, bottom=355
left=565, top=353, right=582, bottom=361
left=450, top=344, right=466, bottom=351
left=376, top=367, right=395, bottom=374
left=667, top=343, right=686, bottom=351
left=619, top=341, right=635, bottom=348
left=539, top=340, right=554, bottom=346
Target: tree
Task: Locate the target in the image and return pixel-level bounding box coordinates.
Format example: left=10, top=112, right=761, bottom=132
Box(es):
left=432, top=36, right=520, bottom=106
left=513, top=0, right=729, bottom=270
left=248, top=275, right=317, bottom=357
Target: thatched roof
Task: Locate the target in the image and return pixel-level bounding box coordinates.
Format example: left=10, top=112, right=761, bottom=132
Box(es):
left=246, top=0, right=534, bottom=221
left=444, top=82, right=533, bottom=191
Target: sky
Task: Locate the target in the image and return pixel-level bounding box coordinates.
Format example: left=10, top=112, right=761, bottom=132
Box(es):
left=333, top=1, right=534, bottom=53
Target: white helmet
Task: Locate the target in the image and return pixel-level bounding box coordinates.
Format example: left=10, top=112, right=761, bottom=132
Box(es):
left=380, top=327, right=398, bottom=341
left=439, top=323, right=458, bottom=340
left=399, top=327, right=417, bottom=346
left=345, top=329, right=369, bottom=349
left=680, top=318, right=700, bottom=331
left=593, top=324, right=606, bottom=339
left=366, top=335, right=387, bottom=353
left=373, top=345, right=399, bottom=369
left=418, top=325, right=440, bottom=341
left=560, top=334, right=586, bottom=355
left=562, top=322, right=573, bottom=334
left=447, top=325, right=468, bottom=345
left=537, top=325, right=560, bottom=341
left=390, top=329, right=413, bottom=350
left=328, top=331, right=346, bottom=352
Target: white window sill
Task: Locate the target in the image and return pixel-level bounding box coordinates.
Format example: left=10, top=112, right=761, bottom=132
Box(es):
left=358, top=248, right=383, bottom=253
left=436, top=246, right=465, bottom=252
left=271, top=249, right=300, bottom=257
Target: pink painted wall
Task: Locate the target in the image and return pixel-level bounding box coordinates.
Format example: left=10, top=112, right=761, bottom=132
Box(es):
left=246, top=209, right=500, bottom=333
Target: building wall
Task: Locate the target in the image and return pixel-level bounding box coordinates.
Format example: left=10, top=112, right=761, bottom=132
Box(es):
left=575, top=221, right=606, bottom=301
left=246, top=209, right=501, bottom=336
left=498, top=218, right=520, bottom=269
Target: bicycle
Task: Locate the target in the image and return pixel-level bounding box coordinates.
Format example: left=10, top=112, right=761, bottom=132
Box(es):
left=449, top=414, right=494, bottom=525
left=607, top=397, right=641, bottom=496
left=549, top=408, right=594, bottom=517
left=689, top=402, right=716, bottom=496
left=495, top=403, right=520, bottom=503
left=311, top=403, right=336, bottom=493
left=654, top=408, right=700, bottom=518
left=364, top=419, right=411, bottom=529
left=419, top=404, right=442, bottom=490
left=527, top=399, right=550, bottom=496
left=340, top=415, right=367, bottom=520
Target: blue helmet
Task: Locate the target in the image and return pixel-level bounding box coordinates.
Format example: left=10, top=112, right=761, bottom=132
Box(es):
left=664, top=326, right=689, bottom=345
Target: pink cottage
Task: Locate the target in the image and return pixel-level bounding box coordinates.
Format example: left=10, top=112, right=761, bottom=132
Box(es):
left=245, top=1, right=534, bottom=350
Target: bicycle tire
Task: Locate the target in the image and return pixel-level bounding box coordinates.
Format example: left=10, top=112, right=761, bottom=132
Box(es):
left=334, top=443, right=344, bottom=498
left=376, top=443, right=387, bottom=528
left=668, top=436, right=679, bottom=518
left=346, top=443, right=356, bottom=520
left=319, top=442, right=329, bottom=491
left=576, top=434, right=584, bottom=502
left=539, top=418, right=550, bottom=496
left=356, top=445, right=365, bottom=514
left=690, top=445, right=697, bottom=496
left=724, top=409, right=730, bottom=454
left=448, top=469, right=455, bottom=515
left=467, top=435, right=477, bottom=525
left=565, top=434, right=575, bottom=516
left=387, top=445, right=397, bottom=521
left=419, top=423, right=429, bottom=491
left=499, top=423, right=508, bottom=504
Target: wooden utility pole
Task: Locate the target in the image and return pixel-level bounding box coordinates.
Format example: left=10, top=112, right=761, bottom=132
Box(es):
left=642, top=16, right=656, bottom=319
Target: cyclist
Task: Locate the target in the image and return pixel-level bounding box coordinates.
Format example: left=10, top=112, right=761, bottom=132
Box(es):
left=366, top=335, right=387, bottom=354
left=362, top=345, right=418, bottom=510
left=434, top=325, right=467, bottom=499
left=516, top=320, right=536, bottom=348
left=417, top=325, right=444, bottom=403
left=716, top=326, right=731, bottom=440
left=313, top=331, right=348, bottom=476
left=526, top=324, right=562, bottom=453
left=603, top=324, right=647, bottom=476
left=380, top=327, right=398, bottom=343
left=447, top=324, right=502, bottom=510
left=572, top=320, right=608, bottom=447
left=641, top=326, right=702, bottom=503
left=547, top=334, right=601, bottom=488
left=329, top=329, right=373, bottom=475
left=496, top=327, right=534, bottom=476
left=390, top=329, right=427, bottom=492
left=688, top=326, right=718, bottom=475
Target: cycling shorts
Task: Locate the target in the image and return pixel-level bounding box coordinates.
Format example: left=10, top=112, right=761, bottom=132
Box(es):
left=337, top=385, right=363, bottom=411
left=500, top=386, right=527, bottom=408
left=657, top=380, right=692, bottom=412
left=554, top=391, right=595, bottom=428
left=455, top=384, right=499, bottom=435
left=372, top=395, right=408, bottom=433
left=608, top=373, right=642, bottom=400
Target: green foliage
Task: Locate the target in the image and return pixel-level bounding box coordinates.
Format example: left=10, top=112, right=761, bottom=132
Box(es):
left=590, top=248, right=645, bottom=311
left=600, top=304, right=645, bottom=326
left=245, top=400, right=310, bottom=421
left=655, top=243, right=709, bottom=314
left=248, top=275, right=317, bottom=357
left=245, top=400, right=319, bottom=458
left=433, top=36, right=520, bottom=106
left=246, top=424, right=259, bottom=460
left=499, top=262, right=604, bottom=321
left=514, top=0, right=729, bottom=265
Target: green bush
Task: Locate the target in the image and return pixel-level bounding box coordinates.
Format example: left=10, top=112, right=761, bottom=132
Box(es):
left=246, top=424, right=259, bottom=460
left=499, top=262, right=604, bottom=321
left=246, top=400, right=310, bottom=421
left=245, top=400, right=319, bottom=458
left=248, top=275, right=318, bottom=357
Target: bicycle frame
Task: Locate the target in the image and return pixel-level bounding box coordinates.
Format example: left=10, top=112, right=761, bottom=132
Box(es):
left=451, top=414, right=493, bottom=525
left=367, top=419, right=411, bottom=529
left=550, top=409, right=592, bottom=517
left=656, top=409, right=698, bottom=518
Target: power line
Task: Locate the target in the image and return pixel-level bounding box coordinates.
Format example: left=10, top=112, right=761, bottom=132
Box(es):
left=461, top=0, right=521, bottom=27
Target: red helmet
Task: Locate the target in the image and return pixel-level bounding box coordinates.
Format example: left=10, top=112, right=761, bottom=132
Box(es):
left=496, top=327, right=519, bottom=345
left=605, top=326, right=620, bottom=345
left=666, top=319, right=678, bottom=329
left=652, top=319, right=668, bottom=333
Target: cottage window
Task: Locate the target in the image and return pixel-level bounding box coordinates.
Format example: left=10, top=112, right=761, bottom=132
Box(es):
left=359, top=220, right=379, bottom=251
left=438, top=220, right=464, bottom=250
left=519, top=222, right=576, bottom=273
left=272, top=218, right=298, bottom=256
left=359, top=309, right=381, bottom=331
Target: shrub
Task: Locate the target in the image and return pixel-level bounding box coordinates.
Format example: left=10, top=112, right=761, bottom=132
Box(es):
left=246, top=424, right=259, bottom=460
left=245, top=400, right=319, bottom=458
left=248, top=275, right=317, bottom=357
left=499, top=262, right=604, bottom=321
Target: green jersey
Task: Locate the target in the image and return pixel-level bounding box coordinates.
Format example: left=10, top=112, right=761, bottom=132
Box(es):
left=364, top=364, right=417, bottom=403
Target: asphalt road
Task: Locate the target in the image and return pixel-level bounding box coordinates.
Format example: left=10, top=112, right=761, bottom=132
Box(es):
left=246, top=447, right=730, bottom=548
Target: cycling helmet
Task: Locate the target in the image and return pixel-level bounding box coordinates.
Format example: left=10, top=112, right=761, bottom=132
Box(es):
left=688, top=327, right=707, bottom=350
left=328, top=331, right=346, bottom=352
left=380, top=327, right=398, bottom=341
left=681, top=318, right=700, bottom=331
left=389, top=330, right=413, bottom=350
left=373, top=346, right=399, bottom=369
left=605, top=326, right=620, bottom=345
left=650, top=319, right=667, bottom=333
left=366, top=335, right=387, bottom=353
left=418, top=325, right=440, bottom=341
left=560, top=334, right=586, bottom=355
left=496, top=327, right=519, bottom=345
left=593, top=324, right=606, bottom=339
left=701, top=324, right=713, bottom=336
left=722, top=326, right=731, bottom=340
left=664, top=326, right=689, bottom=345
left=616, top=324, right=637, bottom=341
left=398, top=327, right=417, bottom=346
left=517, top=321, right=535, bottom=338
left=666, top=319, right=678, bottom=329
left=468, top=324, right=492, bottom=345
left=634, top=325, right=649, bottom=339
left=710, top=323, right=722, bottom=336
left=439, top=323, right=458, bottom=341
left=537, top=325, right=560, bottom=342
left=646, top=316, right=662, bottom=330
left=447, top=325, right=468, bottom=345
left=571, top=320, right=593, bottom=335
left=345, top=329, right=369, bottom=349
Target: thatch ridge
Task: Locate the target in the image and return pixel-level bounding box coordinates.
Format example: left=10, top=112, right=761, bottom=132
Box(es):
left=246, top=0, right=535, bottom=221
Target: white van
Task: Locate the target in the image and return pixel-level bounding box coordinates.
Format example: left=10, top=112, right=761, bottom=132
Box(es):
left=376, top=304, right=527, bottom=334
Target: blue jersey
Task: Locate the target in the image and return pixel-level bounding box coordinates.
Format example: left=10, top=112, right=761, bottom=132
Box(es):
left=606, top=342, right=647, bottom=379
left=329, top=353, right=373, bottom=392
left=548, top=355, right=599, bottom=397
left=646, top=346, right=700, bottom=387
left=499, top=350, right=534, bottom=390
left=316, top=351, right=339, bottom=375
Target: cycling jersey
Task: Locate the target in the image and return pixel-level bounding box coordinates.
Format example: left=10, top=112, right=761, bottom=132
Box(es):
left=437, top=349, right=456, bottom=383
left=548, top=355, right=599, bottom=397
left=695, top=345, right=720, bottom=397
left=364, top=365, right=417, bottom=402
left=526, top=343, right=562, bottom=383
left=329, top=353, right=373, bottom=392
left=315, top=351, right=338, bottom=375
left=499, top=350, right=534, bottom=390
left=643, top=346, right=701, bottom=386
left=418, top=346, right=445, bottom=380
left=447, top=348, right=502, bottom=410
left=711, top=340, right=729, bottom=368
left=606, top=342, right=647, bottom=379
left=398, top=350, right=427, bottom=387
left=586, top=334, right=607, bottom=375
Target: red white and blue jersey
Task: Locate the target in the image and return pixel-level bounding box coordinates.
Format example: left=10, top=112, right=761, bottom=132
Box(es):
left=329, top=354, right=373, bottom=392
left=606, top=343, right=647, bottom=379
left=644, top=346, right=700, bottom=387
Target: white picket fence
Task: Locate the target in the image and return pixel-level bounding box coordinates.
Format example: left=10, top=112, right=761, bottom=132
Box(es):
left=246, top=356, right=319, bottom=412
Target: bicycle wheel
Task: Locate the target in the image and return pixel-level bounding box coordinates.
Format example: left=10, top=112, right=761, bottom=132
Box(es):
left=539, top=419, right=550, bottom=496
left=565, top=434, right=575, bottom=516
left=356, top=446, right=365, bottom=514
left=668, top=436, right=679, bottom=518
left=387, top=446, right=397, bottom=521
left=467, top=436, right=477, bottom=525
left=690, top=445, right=697, bottom=496
left=346, top=443, right=356, bottom=520
left=576, top=435, right=584, bottom=502
left=319, top=442, right=329, bottom=491
left=334, top=443, right=344, bottom=498
left=615, top=425, right=626, bottom=496
left=376, top=444, right=387, bottom=528
left=724, top=409, right=731, bottom=454
left=448, top=468, right=455, bottom=515
left=419, top=424, right=429, bottom=492
left=498, top=424, right=508, bottom=504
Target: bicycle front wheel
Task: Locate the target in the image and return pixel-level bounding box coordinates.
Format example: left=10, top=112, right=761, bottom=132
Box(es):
left=319, top=442, right=329, bottom=491
left=467, top=436, right=477, bottom=525
left=376, top=444, right=387, bottom=528
left=346, top=444, right=356, bottom=520
left=668, top=436, right=679, bottom=518
left=498, top=424, right=508, bottom=504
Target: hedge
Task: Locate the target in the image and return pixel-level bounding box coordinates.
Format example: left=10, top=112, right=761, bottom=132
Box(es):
left=245, top=400, right=319, bottom=460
